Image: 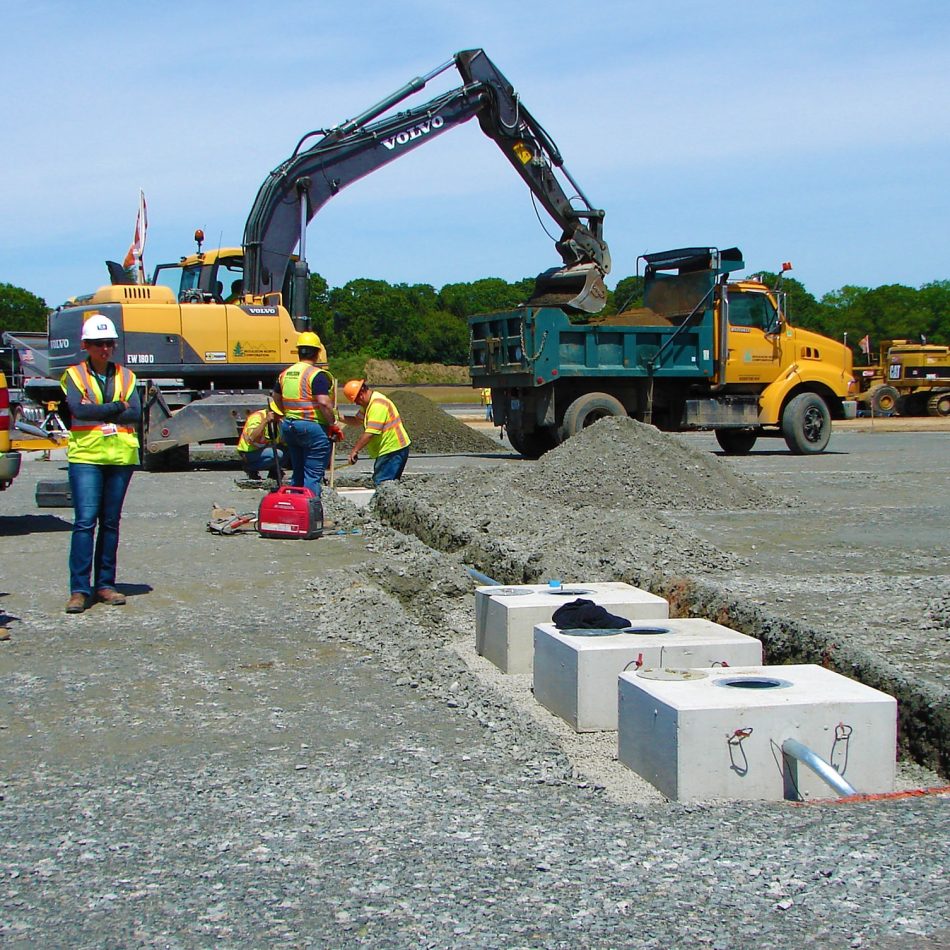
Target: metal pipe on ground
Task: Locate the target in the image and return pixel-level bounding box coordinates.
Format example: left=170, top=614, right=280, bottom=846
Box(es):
left=782, top=737, right=858, bottom=799
left=467, top=567, right=501, bottom=586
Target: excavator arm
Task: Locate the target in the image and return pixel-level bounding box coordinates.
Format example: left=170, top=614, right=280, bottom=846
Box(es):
left=243, top=48, right=610, bottom=316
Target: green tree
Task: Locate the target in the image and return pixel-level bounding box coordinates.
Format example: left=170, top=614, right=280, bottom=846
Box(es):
left=328, top=279, right=440, bottom=359
left=414, top=310, right=470, bottom=363
left=0, top=283, right=48, bottom=335
left=916, top=280, right=950, bottom=343
left=608, top=275, right=645, bottom=314
left=438, top=277, right=535, bottom=318
left=307, top=272, right=333, bottom=346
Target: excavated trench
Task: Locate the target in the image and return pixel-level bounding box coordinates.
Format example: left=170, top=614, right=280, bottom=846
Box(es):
left=333, top=401, right=948, bottom=781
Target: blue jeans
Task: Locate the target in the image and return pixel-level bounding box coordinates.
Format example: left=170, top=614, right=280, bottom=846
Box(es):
left=372, top=447, right=409, bottom=485
left=280, top=418, right=331, bottom=497
left=240, top=446, right=288, bottom=476
left=68, top=462, right=135, bottom=596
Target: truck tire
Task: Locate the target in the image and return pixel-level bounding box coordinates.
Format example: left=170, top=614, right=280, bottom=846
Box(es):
left=507, top=426, right=557, bottom=460
left=782, top=393, right=831, bottom=454
left=560, top=392, right=627, bottom=440
left=715, top=428, right=757, bottom=455
left=927, top=391, right=950, bottom=417
left=868, top=384, right=899, bottom=416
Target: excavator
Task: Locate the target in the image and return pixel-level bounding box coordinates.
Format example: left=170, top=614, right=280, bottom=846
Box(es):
left=10, top=49, right=610, bottom=468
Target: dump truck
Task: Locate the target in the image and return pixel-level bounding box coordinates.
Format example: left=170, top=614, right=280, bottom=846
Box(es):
left=10, top=48, right=610, bottom=469
left=855, top=340, right=950, bottom=417
left=470, top=246, right=858, bottom=456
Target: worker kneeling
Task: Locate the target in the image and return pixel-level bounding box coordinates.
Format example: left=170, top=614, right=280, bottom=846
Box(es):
left=271, top=332, right=342, bottom=497
left=237, top=403, right=288, bottom=481
left=341, top=379, right=411, bottom=485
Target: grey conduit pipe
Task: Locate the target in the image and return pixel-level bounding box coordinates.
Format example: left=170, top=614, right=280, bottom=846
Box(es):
left=782, top=737, right=858, bottom=798
left=467, top=567, right=501, bottom=586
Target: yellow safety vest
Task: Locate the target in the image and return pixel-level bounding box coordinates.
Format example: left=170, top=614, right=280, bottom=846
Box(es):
left=61, top=362, right=139, bottom=465
left=278, top=362, right=335, bottom=420
left=360, top=392, right=410, bottom=458
left=237, top=409, right=280, bottom=453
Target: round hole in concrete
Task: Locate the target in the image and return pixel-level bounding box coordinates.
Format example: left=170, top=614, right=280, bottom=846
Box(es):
left=622, top=625, right=672, bottom=636
left=559, top=627, right=626, bottom=638
left=544, top=587, right=593, bottom=596
left=715, top=676, right=791, bottom=690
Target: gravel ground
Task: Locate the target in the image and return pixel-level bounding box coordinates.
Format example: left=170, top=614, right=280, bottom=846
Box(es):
left=1, top=410, right=948, bottom=948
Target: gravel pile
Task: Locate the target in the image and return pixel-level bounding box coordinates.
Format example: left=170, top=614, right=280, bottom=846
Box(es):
left=389, top=391, right=504, bottom=455
left=517, top=416, right=775, bottom=511
left=374, top=417, right=764, bottom=587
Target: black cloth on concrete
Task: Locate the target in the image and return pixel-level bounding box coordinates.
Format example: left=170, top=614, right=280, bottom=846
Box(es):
left=552, top=598, right=630, bottom=630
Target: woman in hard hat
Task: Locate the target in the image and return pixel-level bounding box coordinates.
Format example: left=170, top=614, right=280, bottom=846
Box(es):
left=340, top=379, right=411, bottom=485
left=271, top=332, right=342, bottom=497
left=61, top=314, right=142, bottom=614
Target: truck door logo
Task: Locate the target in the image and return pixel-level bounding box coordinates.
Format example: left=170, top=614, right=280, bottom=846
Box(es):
left=382, top=116, right=445, bottom=151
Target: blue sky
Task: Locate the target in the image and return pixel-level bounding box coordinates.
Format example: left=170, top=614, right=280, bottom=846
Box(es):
left=2, top=0, right=949, bottom=309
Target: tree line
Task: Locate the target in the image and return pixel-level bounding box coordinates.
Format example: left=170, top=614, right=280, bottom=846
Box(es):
left=2, top=272, right=948, bottom=370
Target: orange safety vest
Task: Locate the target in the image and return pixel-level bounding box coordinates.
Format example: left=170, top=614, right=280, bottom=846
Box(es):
left=278, top=362, right=335, bottom=420
left=61, top=362, right=139, bottom=465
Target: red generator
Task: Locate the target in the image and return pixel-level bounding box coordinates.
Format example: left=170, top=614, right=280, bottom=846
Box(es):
left=258, top=486, right=324, bottom=540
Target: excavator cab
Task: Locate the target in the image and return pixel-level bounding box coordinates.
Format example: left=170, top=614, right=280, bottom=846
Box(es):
left=151, top=249, right=299, bottom=311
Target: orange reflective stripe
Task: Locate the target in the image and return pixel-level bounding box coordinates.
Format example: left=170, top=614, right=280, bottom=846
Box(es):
left=279, top=364, right=335, bottom=420
left=64, top=362, right=136, bottom=409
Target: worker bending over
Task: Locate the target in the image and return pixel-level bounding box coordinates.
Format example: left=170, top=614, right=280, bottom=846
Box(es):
left=236, top=403, right=287, bottom=480
left=341, top=379, right=411, bottom=485
left=271, top=332, right=343, bottom=497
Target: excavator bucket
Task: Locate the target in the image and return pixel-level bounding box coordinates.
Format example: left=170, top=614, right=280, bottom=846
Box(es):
left=529, top=263, right=608, bottom=314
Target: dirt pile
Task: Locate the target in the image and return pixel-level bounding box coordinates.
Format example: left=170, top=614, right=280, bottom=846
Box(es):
left=374, top=417, right=769, bottom=586
left=518, top=416, right=773, bottom=511
left=364, top=359, right=469, bottom=385
left=389, top=391, right=506, bottom=455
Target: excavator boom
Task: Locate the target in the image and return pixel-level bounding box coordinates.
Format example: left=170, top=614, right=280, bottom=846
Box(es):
left=243, top=48, right=610, bottom=314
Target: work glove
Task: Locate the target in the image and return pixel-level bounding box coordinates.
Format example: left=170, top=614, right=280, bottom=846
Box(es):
left=328, top=424, right=345, bottom=443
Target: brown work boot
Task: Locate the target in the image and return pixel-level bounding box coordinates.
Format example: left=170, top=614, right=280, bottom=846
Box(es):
left=96, top=589, right=127, bottom=606
left=65, top=593, right=88, bottom=614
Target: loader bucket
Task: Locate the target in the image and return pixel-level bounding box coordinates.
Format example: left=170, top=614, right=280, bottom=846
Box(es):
left=529, top=263, right=608, bottom=314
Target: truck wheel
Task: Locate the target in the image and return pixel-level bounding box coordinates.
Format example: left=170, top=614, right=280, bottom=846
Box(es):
left=782, top=393, right=831, bottom=454
left=868, top=384, right=900, bottom=416
left=560, top=392, right=627, bottom=440
left=927, top=391, right=950, bottom=417
left=507, top=426, right=557, bottom=459
left=715, top=428, right=757, bottom=455
left=142, top=444, right=190, bottom=472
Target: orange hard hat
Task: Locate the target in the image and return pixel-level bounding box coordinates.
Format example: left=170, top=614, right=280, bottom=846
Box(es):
left=342, top=379, right=366, bottom=403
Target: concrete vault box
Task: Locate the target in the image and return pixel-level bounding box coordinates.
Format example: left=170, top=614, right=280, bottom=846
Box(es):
left=533, top=619, right=763, bottom=732
left=617, top=664, right=897, bottom=802
left=475, top=582, right=669, bottom=675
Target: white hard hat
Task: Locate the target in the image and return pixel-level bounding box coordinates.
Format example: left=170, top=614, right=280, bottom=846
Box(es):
left=81, top=314, right=119, bottom=341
